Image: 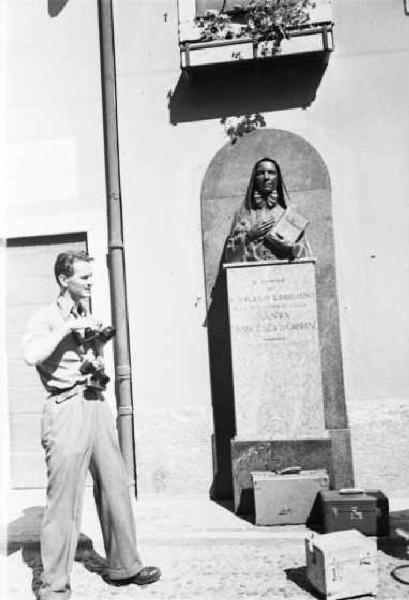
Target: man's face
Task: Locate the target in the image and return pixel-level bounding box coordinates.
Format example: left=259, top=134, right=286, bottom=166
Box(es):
left=254, top=160, right=278, bottom=196
left=60, top=260, right=93, bottom=302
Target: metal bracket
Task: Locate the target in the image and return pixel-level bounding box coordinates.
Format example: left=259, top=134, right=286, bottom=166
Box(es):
left=116, top=365, right=131, bottom=381
left=118, top=405, right=133, bottom=416
left=108, top=240, right=124, bottom=250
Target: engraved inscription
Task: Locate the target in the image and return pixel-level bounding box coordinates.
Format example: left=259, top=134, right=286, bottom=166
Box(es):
left=226, top=262, right=326, bottom=439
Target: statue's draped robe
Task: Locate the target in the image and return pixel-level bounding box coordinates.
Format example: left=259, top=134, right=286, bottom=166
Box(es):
left=224, top=162, right=310, bottom=262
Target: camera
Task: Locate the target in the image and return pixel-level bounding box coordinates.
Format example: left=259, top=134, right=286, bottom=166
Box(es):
left=72, top=325, right=116, bottom=390
left=72, top=325, right=116, bottom=347
left=79, top=357, right=111, bottom=388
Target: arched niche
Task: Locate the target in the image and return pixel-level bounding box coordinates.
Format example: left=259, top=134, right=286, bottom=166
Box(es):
left=201, top=128, right=353, bottom=500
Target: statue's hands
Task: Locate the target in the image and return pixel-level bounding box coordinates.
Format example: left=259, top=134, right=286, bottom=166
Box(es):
left=267, top=235, right=303, bottom=259
left=246, top=218, right=275, bottom=242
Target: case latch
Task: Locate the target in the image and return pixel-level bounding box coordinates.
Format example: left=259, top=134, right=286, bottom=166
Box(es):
left=351, top=506, right=363, bottom=520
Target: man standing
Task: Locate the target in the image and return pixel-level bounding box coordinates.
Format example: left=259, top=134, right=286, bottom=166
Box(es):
left=22, top=250, right=160, bottom=600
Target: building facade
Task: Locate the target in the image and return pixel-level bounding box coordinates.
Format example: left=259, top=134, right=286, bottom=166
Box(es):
left=3, top=0, right=409, bottom=499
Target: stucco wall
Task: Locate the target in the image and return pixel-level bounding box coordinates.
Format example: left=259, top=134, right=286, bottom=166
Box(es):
left=5, top=0, right=409, bottom=497
left=4, top=1, right=116, bottom=441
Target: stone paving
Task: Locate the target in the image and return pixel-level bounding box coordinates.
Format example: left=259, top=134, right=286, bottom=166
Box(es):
left=3, top=490, right=409, bottom=599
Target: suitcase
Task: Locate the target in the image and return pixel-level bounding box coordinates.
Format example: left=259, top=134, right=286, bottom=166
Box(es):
left=305, top=529, right=377, bottom=600
left=251, top=468, right=329, bottom=526
left=318, top=488, right=390, bottom=536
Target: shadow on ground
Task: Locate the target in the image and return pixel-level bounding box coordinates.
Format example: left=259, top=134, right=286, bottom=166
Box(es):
left=7, top=506, right=107, bottom=599
left=285, top=566, right=320, bottom=598
left=211, top=498, right=256, bottom=524
left=212, top=491, right=324, bottom=530
left=377, top=509, right=409, bottom=560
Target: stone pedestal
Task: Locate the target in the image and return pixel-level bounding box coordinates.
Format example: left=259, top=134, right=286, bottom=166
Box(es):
left=225, top=259, right=352, bottom=513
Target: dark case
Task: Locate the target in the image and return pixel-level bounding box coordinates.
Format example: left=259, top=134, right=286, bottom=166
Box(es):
left=318, top=489, right=389, bottom=537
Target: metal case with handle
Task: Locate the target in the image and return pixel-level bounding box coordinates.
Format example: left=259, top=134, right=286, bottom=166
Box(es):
left=251, top=468, right=329, bottom=526
left=318, top=488, right=389, bottom=536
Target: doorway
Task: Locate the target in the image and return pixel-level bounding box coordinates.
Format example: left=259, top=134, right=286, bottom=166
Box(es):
left=6, top=232, right=88, bottom=488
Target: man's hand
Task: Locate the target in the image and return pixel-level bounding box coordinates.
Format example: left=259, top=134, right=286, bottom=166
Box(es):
left=246, top=218, right=275, bottom=242
left=23, top=315, right=99, bottom=367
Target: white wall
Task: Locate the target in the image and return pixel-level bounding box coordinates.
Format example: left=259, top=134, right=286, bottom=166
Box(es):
left=4, top=1, right=116, bottom=414
left=5, top=1, right=111, bottom=334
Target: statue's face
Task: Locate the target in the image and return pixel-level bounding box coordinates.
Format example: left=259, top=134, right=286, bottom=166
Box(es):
left=254, top=160, right=278, bottom=196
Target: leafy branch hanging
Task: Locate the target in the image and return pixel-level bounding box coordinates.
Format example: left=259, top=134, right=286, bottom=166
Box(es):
left=221, top=113, right=267, bottom=144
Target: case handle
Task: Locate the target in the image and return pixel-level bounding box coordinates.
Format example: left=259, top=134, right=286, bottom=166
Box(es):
left=339, top=488, right=365, bottom=495
left=278, top=466, right=302, bottom=476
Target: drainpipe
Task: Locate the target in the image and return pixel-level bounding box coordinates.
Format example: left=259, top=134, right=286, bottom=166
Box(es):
left=97, top=0, right=137, bottom=496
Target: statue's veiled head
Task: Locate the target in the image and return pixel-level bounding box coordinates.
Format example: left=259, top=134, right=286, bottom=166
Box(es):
left=245, top=157, right=287, bottom=211
left=254, top=159, right=278, bottom=196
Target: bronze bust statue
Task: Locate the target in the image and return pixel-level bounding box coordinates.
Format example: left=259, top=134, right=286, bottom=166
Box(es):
left=225, top=157, right=310, bottom=262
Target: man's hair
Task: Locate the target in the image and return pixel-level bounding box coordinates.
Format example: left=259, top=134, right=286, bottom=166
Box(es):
left=54, top=250, right=94, bottom=284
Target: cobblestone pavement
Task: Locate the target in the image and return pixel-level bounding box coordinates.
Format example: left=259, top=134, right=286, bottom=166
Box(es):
left=3, top=490, right=409, bottom=599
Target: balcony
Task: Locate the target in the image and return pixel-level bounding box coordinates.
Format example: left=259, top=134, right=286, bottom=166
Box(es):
left=178, top=0, right=334, bottom=69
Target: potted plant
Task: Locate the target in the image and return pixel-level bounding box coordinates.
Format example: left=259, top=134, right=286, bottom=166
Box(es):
left=179, top=0, right=332, bottom=67
left=238, top=0, right=315, bottom=55
left=194, top=1, right=315, bottom=52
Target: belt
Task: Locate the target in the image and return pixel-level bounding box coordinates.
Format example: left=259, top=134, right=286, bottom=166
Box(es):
left=48, top=381, right=100, bottom=401
left=48, top=380, right=85, bottom=396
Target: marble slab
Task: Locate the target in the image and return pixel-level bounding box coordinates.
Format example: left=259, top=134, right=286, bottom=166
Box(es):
left=225, top=260, right=326, bottom=440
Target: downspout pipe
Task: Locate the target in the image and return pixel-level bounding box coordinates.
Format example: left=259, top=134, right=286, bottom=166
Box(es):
left=97, top=0, right=137, bottom=495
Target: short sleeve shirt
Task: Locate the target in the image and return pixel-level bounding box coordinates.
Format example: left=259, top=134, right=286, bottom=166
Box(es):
left=22, top=295, right=88, bottom=393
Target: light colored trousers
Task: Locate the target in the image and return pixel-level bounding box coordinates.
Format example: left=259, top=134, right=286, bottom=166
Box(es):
left=39, top=385, right=143, bottom=600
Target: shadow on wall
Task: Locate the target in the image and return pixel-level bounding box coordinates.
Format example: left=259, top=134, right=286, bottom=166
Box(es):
left=48, top=0, right=70, bottom=17
left=7, top=507, right=107, bottom=599
left=169, top=55, right=329, bottom=125
left=207, top=255, right=236, bottom=501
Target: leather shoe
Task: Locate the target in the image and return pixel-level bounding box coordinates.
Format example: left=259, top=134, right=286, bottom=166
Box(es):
left=107, top=566, right=161, bottom=586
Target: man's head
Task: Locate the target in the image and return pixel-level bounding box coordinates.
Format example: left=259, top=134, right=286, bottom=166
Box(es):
left=54, top=251, right=94, bottom=302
